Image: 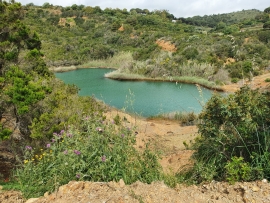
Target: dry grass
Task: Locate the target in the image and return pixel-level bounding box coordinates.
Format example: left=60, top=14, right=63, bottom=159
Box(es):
left=79, top=52, right=133, bottom=69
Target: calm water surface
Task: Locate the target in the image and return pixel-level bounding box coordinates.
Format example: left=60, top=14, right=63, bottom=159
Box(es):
left=55, top=68, right=215, bottom=117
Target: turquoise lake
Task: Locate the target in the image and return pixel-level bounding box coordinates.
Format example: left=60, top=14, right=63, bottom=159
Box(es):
left=55, top=68, right=215, bottom=117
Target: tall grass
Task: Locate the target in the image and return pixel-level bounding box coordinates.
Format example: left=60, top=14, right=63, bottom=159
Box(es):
left=105, top=70, right=147, bottom=80
left=176, top=62, right=215, bottom=79
left=149, top=111, right=199, bottom=126
left=79, top=51, right=133, bottom=69
left=106, top=71, right=222, bottom=91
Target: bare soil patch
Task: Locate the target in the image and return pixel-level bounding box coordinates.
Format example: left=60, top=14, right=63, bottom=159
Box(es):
left=221, top=72, right=270, bottom=92
left=156, top=39, right=177, bottom=52
left=104, top=109, right=197, bottom=172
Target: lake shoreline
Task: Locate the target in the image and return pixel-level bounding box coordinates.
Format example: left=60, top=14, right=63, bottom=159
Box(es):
left=51, top=65, right=225, bottom=92
left=105, top=74, right=224, bottom=92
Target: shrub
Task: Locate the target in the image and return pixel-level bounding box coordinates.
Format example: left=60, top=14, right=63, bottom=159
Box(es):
left=225, top=156, right=252, bottom=184
left=14, top=113, right=162, bottom=198
left=174, top=112, right=198, bottom=126
left=231, top=78, right=239, bottom=83
left=182, top=86, right=270, bottom=183
left=182, top=47, right=199, bottom=60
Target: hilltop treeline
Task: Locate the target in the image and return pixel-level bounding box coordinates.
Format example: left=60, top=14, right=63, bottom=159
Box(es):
left=178, top=9, right=267, bottom=27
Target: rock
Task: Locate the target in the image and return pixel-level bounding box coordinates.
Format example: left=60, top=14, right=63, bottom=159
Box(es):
left=119, top=179, right=125, bottom=188
left=25, top=198, right=39, bottom=203
left=262, top=179, right=268, bottom=183
left=252, top=186, right=260, bottom=192
left=0, top=141, right=16, bottom=179
left=0, top=185, right=3, bottom=190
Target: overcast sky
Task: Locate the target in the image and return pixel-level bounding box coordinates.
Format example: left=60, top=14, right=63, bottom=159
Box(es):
left=18, top=0, right=270, bottom=18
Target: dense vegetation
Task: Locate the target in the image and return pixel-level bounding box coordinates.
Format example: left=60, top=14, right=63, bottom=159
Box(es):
left=0, top=2, right=163, bottom=198
left=21, top=3, right=270, bottom=87
left=1, top=0, right=270, bottom=199
left=180, top=87, right=270, bottom=184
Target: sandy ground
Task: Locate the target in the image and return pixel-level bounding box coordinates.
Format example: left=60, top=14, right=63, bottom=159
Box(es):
left=221, top=72, right=270, bottom=92
left=104, top=109, right=197, bottom=173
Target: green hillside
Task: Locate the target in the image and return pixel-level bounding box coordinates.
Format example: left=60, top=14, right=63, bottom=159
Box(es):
left=22, top=3, right=270, bottom=87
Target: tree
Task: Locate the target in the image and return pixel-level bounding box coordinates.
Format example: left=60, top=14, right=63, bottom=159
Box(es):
left=0, top=1, right=49, bottom=138
left=258, top=30, right=270, bottom=43
left=263, top=21, right=270, bottom=29
left=42, top=2, right=51, bottom=9
left=126, top=16, right=138, bottom=26
left=182, top=47, right=199, bottom=60
left=111, top=20, right=121, bottom=31
left=71, top=4, right=78, bottom=10
left=264, top=6, right=270, bottom=13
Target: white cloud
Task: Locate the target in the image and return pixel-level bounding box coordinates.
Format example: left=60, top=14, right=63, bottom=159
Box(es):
left=18, top=0, right=270, bottom=17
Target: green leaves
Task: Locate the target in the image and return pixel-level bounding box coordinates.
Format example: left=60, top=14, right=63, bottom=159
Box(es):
left=15, top=113, right=162, bottom=198
left=4, top=66, right=45, bottom=115
left=225, top=156, right=252, bottom=184
left=191, top=86, right=270, bottom=182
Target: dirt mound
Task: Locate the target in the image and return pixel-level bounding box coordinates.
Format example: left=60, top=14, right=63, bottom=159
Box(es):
left=118, top=24, right=124, bottom=31
left=104, top=110, right=197, bottom=172
left=0, top=190, right=24, bottom=203
left=1, top=179, right=261, bottom=203
left=156, top=39, right=177, bottom=52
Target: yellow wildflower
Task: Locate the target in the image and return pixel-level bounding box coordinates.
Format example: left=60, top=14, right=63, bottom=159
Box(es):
left=24, top=160, right=29, bottom=164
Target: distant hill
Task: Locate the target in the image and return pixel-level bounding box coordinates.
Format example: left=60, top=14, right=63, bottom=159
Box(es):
left=178, top=9, right=265, bottom=27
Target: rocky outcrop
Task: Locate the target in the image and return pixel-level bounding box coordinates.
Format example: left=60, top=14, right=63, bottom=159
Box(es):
left=0, top=141, right=16, bottom=179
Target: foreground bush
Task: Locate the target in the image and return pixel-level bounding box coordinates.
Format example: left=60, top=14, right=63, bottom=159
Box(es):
left=180, top=86, right=270, bottom=183
left=14, top=113, right=162, bottom=198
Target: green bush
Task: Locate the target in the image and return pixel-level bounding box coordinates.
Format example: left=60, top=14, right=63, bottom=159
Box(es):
left=225, top=156, right=252, bottom=184
left=181, top=86, right=270, bottom=183
left=14, top=113, right=162, bottom=198
left=231, top=78, right=239, bottom=83
left=0, top=124, right=12, bottom=141
left=182, top=47, right=199, bottom=60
